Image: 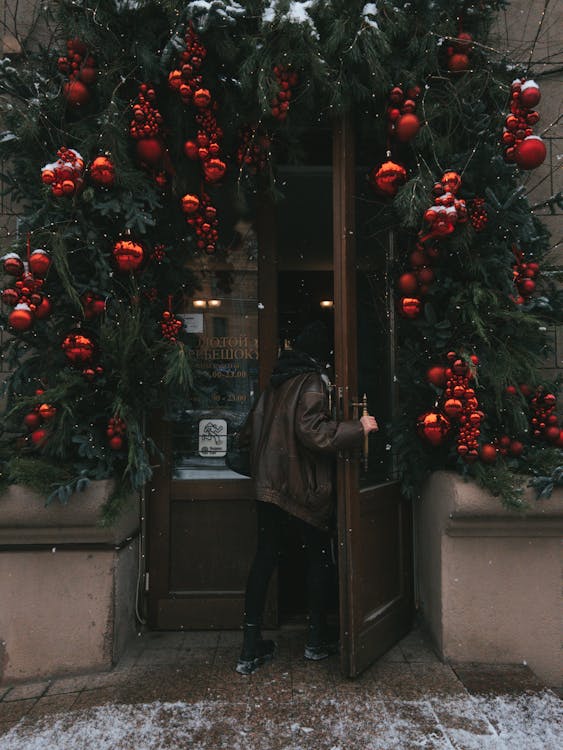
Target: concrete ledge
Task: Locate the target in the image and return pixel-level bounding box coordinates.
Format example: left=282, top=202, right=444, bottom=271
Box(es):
left=417, top=471, right=563, bottom=688
left=0, top=481, right=139, bottom=684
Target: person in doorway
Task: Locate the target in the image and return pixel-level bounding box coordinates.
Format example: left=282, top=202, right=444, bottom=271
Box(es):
left=235, top=320, right=378, bottom=675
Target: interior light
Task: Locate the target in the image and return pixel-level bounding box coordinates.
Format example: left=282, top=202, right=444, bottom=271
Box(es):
left=320, top=300, right=334, bottom=308
left=192, top=299, right=207, bottom=308
left=207, top=299, right=222, bottom=308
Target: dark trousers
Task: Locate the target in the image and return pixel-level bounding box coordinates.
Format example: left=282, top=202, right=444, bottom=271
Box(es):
left=244, top=501, right=334, bottom=625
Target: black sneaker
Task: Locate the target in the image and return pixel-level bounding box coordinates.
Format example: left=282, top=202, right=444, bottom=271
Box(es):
left=235, top=638, right=276, bottom=675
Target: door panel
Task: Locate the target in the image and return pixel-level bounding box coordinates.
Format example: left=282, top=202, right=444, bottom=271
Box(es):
left=334, top=115, right=414, bottom=677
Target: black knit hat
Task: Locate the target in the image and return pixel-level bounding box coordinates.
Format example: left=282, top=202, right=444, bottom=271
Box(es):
left=293, top=321, right=331, bottom=364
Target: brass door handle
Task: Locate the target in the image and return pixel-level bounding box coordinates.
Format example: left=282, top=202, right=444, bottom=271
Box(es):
left=351, top=393, right=369, bottom=471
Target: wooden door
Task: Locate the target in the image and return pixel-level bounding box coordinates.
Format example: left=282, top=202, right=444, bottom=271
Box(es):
left=333, top=116, right=414, bottom=677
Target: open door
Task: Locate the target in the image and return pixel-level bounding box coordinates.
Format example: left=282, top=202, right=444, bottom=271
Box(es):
left=333, top=116, right=414, bottom=677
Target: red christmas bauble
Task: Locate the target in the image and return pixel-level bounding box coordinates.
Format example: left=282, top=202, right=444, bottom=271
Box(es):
left=480, top=444, right=497, bottom=463
left=399, top=297, right=422, bottom=319
left=38, top=403, right=57, bottom=420
left=29, top=249, right=51, bottom=277
left=1, top=288, right=19, bottom=306
left=63, top=80, right=90, bottom=107
left=444, top=398, right=463, bottom=419
left=417, top=410, right=451, bottom=447
left=23, top=412, right=41, bottom=430
left=2, top=253, right=24, bottom=277
left=136, top=138, right=163, bottom=165
left=8, top=303, right=33, bottom=331
left=397, top=273, right=418, bottom=295
left=34, top=295, right=52, bottom=320
left=181, top=193, right=200, bottom=215
left=509, top=440, right=524, bottom=457
left=112, top=239, right=145, bottom=272
left=426, top=366, right=447, bottom=388
left=518, top=277, right=536, bottom=295
left=62, top=332, right=96, bottom=364
left=89, top=156, right=115, bottom=187
left=395, top=113, right=420, bottom=142
left=31, top=428, right=48, bottom=446
left=183, top=140, right=199, bottom=159
left=370, top=160, right=407, bottom=197
left=514, top=136, right=546, bottom=170
left=78, top=66, right=97, bottom=85
left=193, top=88, right=212, bottom=108
left=447, top=53, right=469, bottom=72
left=519, top=81, right=541, bottom=108
left=203, top=158, right=227, bottom=183
left=109, top=435, right=123, bottom=450
left=544, top=425, right=560, bottom=442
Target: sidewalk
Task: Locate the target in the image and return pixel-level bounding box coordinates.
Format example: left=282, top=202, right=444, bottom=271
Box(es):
left=0, top=626, right=561, bottom=748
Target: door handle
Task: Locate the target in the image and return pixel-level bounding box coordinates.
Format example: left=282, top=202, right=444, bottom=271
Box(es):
left=351, top=393, right=369, bottom=471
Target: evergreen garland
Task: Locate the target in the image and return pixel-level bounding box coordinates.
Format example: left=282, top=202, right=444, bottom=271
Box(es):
left=0, top=0, right=561, bottom=513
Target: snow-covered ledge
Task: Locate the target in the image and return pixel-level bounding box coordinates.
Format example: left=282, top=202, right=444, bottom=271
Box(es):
left=416, top=471, right=563, bottom=687
left=0, top=480, right=139, bottom=684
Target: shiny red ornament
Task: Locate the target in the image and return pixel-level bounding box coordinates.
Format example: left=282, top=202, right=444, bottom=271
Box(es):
left=193, top=88, right=212, bottom=108
left=29, top=249, right=51, bottom=277
left=183, top=140, right=199, bottom=159
left=399, top=297, right=422, bottom=319
left=370, top=160, right=407, bottom=197
left=514, top=136, right=546, bottom=170
left=181, top=193, right=200, bottom=215
left=113, top=239, right=145, bottom=272
left=31, top=428, right=48, bottom=446
left=397, top=273, right=418, bottom=295
left=8, top=303, right=33, bottom=331
left=23, top=412, right=41, bottom=430
left=90, top=156, right=115, bottom=187
left=447, top=53, right=469, bottom=72
left=2, top=253, right=24, bottom=277
left=417, top=410, right=451, bottom=447
left=426, top=366, right=447, bottom=388
left=38, top=403, right=57, bottom=420
left=395, top=113, right=420, bottom=142
left=62, top=332, right=96, bottom=364
left=444, top=398, right=463, bottom=419
left=519, top=80, right=541, bottom=108
left=203, top=158, right=227, bottom=183
left=1, top=288, right=19, bottom=306
left=34, top=295, right=52, bottom=320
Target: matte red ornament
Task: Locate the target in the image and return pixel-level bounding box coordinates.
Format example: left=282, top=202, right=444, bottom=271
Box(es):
left=509, top=440, right=524, bottom=457
left=397, top=273, right=418, bottom=295
left=447, top=53, right=469, bottom=72
left=514, top=136, right=546, bottom=170
left=113, top=239, right=145, bottom=272
left=426, top=366, right=447, bottom=388
left=62, top=332, right=96, bottom=364
left=31, top=428, right=48, bottom=446
left=395, top=113, right=420, bottom=142
left=183, top=140, right=199, bottom=159
left=34, top=296, right=52, bottom=320
left=480, top=444, right=497, bottom=463
left=417, top=410, right=451, bottom=447
left=89, top=156, right=115, bottom=187
left=23, top=412, right=41, bottom=430
left=109, top=435, right=123, bottom=450
left=63, top=80, right=90, bottom=107
left=1, top=288, right=19, bottom=306
left=370, top=160, right=407, bottom=197
left=136, top=138, right=163, bottom=165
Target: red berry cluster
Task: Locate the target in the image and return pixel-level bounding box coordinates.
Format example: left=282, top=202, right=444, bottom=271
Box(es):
left=80, top=291, right=106, bottom=320
left=22, top=392, right=56, bottom=448
left=271, top=65, right=298, bottom=121
left=422, top=171, right=468, bottom=240
left=150, top=244, right=166, bottom=263
left=160, top=310, right=183, bottom=342
left=236, top=125, right=271, bottom=174
left=492, top=434, right=524, bottom=459
left=511, top=246, right=539, bottom=304
left=386, top=85, right=421, bottom=143
left=181, top=192, right=219, bottom=254
left=130, top=84, right=163, bottom=139
left=529, top=390, right=562, bottom=445
left=58, top=38, right=96, bottom=107
left=168, top=24, right=206, bottom=105
left=41, top=147, right=85, bottom=197
left=446, top=32, right=473, bottom=73
left=443, top=352, right=483, bottom=463
left=397, top=241, right=440, bottom=320
left=502, top=79, right=546, bottom=170
left=107, top=416, right=126, bottom=451
left=470, top=197, right=488, bottom=232
left=170, top=27, right=226, bottom=184
left=2, top=249, right=52, bottom=331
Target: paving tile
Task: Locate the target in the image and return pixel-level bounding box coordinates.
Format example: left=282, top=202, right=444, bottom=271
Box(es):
left=45, top=675, right=90, bottom=695
left=248, top=666, right=293, bottom=703
left=2, top=681, right=50, bottom=701
left=0, top=698, right=36, bottom=722
left=181, top=631, right=220, bottom=648
left=381, top=699, right=451, bottom=748
left=26, top=692, right=80, bottom=719
left=0, top=719, right=20, bottom=736
left=378, top=643, right=407, bottom=663
left=431, top=699, right=498, bottom=750
left=408, top=663, right=468, bottom=698
left=0, top=687, right=12, bottom=701
left=368, top=662, right=420, bottom=698
left=399, top=629, right=440, bottom=663
left=71, top=687, right=119, bottom=710
left=452, top=663, right=546, bottom=695
left=141, top=631, right=186, bottom=649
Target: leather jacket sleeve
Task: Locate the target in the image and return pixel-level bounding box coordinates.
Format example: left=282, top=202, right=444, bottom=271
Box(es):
left=295, top=374, right=364, bottom=453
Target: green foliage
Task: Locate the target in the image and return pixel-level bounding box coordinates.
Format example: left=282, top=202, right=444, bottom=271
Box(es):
left=0, top=0, right=559, bottom=514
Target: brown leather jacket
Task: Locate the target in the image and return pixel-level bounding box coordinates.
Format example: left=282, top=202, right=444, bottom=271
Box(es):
left=242, top=371, right=364, bottom=529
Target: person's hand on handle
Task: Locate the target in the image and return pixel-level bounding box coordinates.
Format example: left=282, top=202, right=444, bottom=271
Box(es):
left=360, top=414, right=378, bottom=435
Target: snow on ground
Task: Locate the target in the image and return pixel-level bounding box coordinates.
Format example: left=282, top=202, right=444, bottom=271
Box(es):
left=1, top=692, right=561, bottom=749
